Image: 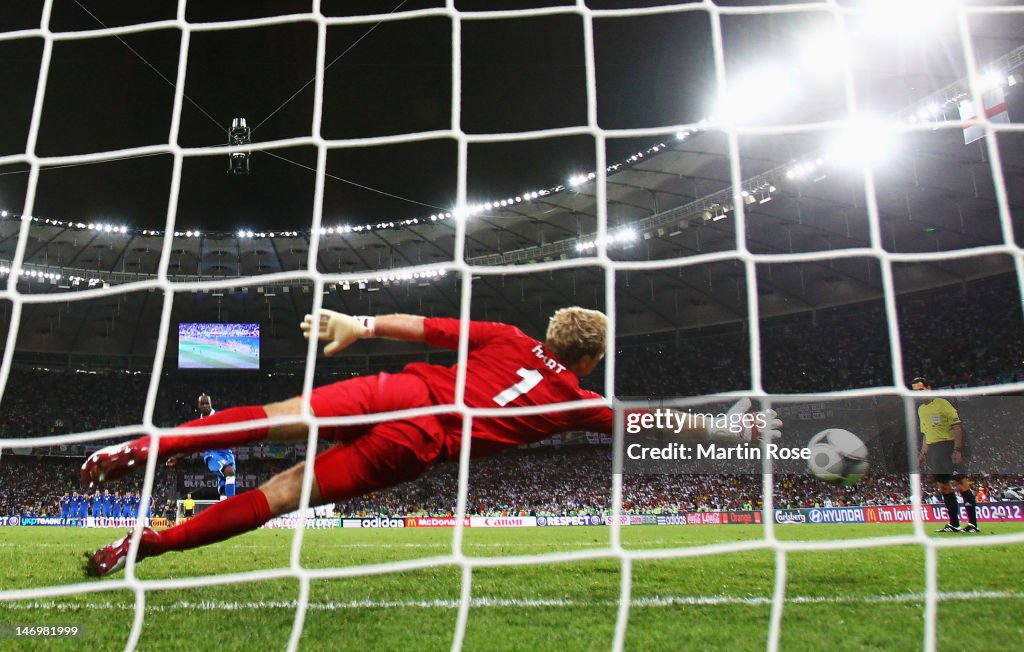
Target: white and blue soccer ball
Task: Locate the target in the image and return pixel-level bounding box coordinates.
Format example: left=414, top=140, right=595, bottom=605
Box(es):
left=806, top=428, right=869, bottom=486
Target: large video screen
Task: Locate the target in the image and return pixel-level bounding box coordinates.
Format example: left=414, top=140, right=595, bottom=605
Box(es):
left=178, top=323, right=260, bottom=370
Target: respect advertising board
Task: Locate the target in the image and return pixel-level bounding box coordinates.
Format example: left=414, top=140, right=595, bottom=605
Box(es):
left=537, top=515, right=603, bottom=527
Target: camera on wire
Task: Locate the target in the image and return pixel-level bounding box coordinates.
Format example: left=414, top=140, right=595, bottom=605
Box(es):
left=227, top=117, right=251, bottom=176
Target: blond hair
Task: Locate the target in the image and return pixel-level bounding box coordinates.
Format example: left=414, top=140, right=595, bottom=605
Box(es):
left=545, top=307, right=607, bottom=365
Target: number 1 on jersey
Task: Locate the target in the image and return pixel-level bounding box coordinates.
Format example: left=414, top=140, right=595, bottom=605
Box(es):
left=493, top=368, right=543, bottom=406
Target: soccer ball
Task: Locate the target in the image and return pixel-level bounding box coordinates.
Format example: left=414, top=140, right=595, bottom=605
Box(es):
left=806, top=428, right=869, bottom=486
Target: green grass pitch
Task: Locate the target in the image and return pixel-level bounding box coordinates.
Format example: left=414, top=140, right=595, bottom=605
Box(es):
left=0, top=524, right=1021, bottom=651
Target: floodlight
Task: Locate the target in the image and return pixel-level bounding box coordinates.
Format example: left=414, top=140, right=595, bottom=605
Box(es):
left=978, top=70, right=1004, bottom=92
left=860, top=0, right=957, bottom=39
left=227, top=117, right=251, bottom=176
left=826, top=119, right=897, bottom=168
left=713, top=66, right=796, bottom=124
left=797, top=30, right=856, bottom=77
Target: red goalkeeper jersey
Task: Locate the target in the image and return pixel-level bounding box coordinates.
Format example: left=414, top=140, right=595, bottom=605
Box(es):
left=401, top=317, right=613, bottom=457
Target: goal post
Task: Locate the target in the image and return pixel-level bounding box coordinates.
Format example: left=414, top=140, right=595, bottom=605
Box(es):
left=173, top=499, right=220, bottom=525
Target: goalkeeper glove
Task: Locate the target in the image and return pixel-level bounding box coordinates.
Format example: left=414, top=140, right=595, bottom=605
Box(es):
left=300, top=310, right=374, bottom=356
left=707, top=398, right=782, bottom=444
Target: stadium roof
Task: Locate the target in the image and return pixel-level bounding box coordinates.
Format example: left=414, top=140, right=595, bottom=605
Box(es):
left=1, top=1, right=1022, bottom=358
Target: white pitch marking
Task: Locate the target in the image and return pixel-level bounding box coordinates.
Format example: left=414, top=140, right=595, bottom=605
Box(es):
left=1, top=591, right=1019, bottom=612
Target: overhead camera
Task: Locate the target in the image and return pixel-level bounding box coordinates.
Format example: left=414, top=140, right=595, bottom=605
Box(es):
left=228, top=117, right=251, bottom=176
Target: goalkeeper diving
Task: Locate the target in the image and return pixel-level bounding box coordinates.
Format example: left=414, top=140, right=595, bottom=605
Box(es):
left=81, top=307, right=781, bottom=576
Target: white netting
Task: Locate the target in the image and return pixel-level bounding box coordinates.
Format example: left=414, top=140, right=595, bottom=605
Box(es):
left=1, top=1, right=1024, bottom=651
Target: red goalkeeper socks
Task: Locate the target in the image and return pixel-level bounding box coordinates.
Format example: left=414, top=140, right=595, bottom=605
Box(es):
left=156, top=406, right=271, bottom=457
left=151, top=489, right=272, bottom=555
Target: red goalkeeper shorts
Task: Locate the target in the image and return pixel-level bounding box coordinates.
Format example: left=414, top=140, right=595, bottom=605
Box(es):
left=309, top=373, right=449, bottom=501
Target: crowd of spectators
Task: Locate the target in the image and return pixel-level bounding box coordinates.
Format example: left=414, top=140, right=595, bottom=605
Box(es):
left=0, top=455, right=298, bottom=518
left=333, top=446, right=1024, bottom=517
left=0, top=273, right=1021, bottom=517
left=0, top=456, right=177, bottom=519
left=2, top=275, right=1020, bottom=437
left=2, top=446, right=1022, bottom=518
left=899, top=276, right=1024, bottom=387
left=611, top=274, right=1024, bottom=397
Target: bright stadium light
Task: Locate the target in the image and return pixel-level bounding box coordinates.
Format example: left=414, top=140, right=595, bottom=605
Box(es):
left=797, top=30, right=856, bottom=77
left=978, top=69, right=1004, bottom=92
left=713, top=65, right=797, bottom=124
left=826, top=119, right=898, bottom=168
left=860, top=0, right=958, bottom=39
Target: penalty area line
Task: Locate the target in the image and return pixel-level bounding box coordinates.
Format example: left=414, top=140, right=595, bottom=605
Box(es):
left=1, top=590, right=1019, bottom=611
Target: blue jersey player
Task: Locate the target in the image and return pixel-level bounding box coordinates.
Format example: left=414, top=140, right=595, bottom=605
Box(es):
left=169, top=394, right=236, bottom=500
left=101, top=489, right=113, bottom=518
left=60, top=493, right=71, bottom=523
left=112, top=491, right=124, bottom=520
left=126, top=492, right=140, bottom=519
left=72, top=491, right=86, bottom=523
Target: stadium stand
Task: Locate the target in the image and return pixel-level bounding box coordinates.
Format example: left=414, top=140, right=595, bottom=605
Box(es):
left=1, top=273, right=1020, bottom=518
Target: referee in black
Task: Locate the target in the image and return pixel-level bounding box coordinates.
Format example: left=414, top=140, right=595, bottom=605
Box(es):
left=913, top=377, right=979, bottom=533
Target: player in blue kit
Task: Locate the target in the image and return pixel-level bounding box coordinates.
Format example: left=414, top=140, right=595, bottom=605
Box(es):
left=73, top=491, right=87, bottom=525
left=68, top=492, right=76, bottom=522
left=91, top=493, right=103, bottom=525
left=126, top=492, right=139, bottom=520
left=200, top=394, right=237, bottom=500
left=59, top=493, right=71, bottom=524
left=168, top=394, right=237, bottom=500
left=101, top=489, right=113, bottom=521
left=112, top=491, right=124, bottom=524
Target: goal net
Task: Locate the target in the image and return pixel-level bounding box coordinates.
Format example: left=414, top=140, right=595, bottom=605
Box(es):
left=1, top=0, right=1023, bottom=650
